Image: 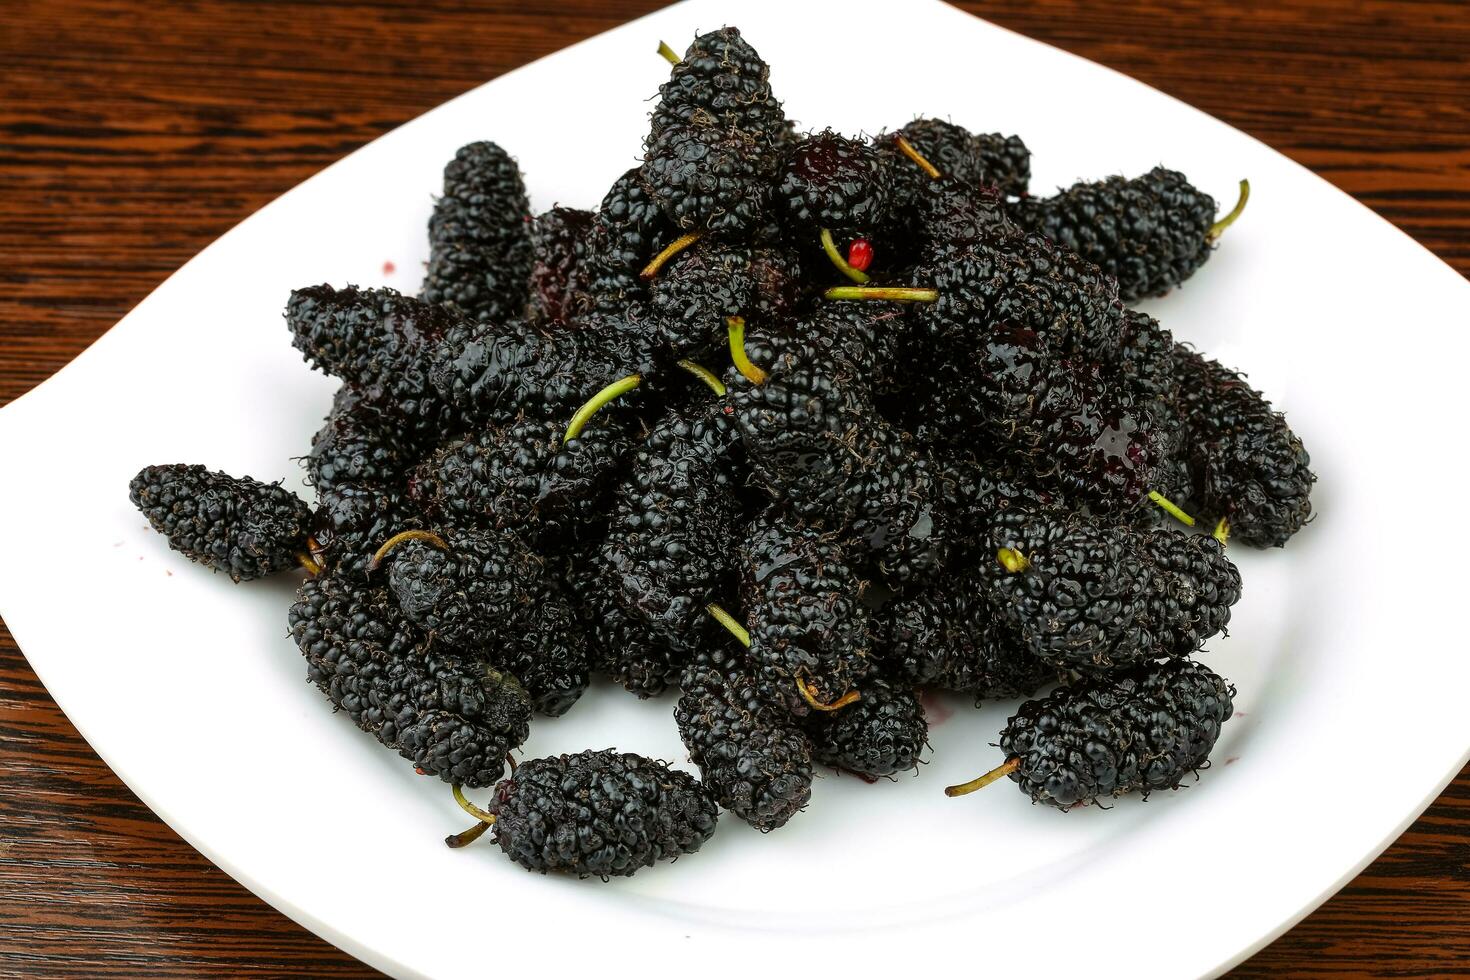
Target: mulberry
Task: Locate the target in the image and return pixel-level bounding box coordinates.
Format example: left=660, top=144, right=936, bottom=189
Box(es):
left=738, top=516, right=872, bottom=714
left=484, top=749, right=718, bottom=877
left=642, top=28, right=787, bottom=234
left=948, top=659, right=1235, bottom=810
left=986, top=509, right=1240, bottom=671
left=1011, top=168, right=1232, bottom=302
left=409, top=413, right=632, bottom=552
left=288, top=574, right=531, bottom=786
left=675, top=654, right=813, bottom=831
left=420, top=141, right=532, bottom=323
left=130, top=464, right=312, bottom=581
left=379, top=527, right=589, bottom=716
left=598, top=402, right=739, bottom=647
left=806, top=678, right=927, bottom=778
left=777, top=131, right=891, bottom=235
left=876, top=572, right=1051, bottom=700
left=527, top=206, right=592, bottom=321
left=307, top=385, right=414, bottom=494
left=1173, top=348, right=1314, bottom=547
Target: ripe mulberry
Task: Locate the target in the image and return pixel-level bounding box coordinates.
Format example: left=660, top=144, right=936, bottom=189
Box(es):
left=805, top=677, right=927, bottom=778
left=487, top=749, right=718, bottom=877
left=1011, top=168, right=1220, bottom=302
left=527, top=206, right=592, bottom=322
left=959, top=659, right=1235, bottom=810
left=130, top=464, right=312, bottom=581
left=289, top=574, right=531, bottom=786
left=1173, top=348, right=1314, bottom=547
left=420, top=141, right=532, bottom=323
left=598, top=402, right=740, bottom=647
left=409, top=413, right=632, bottom=553
left=738, top=516, right=872, bottom=715
left=675, top=654, right=813, bottom=831
left=380, top=527, right=590, bottom=716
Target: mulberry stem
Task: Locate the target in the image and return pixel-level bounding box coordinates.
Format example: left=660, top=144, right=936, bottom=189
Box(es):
left=797, top=675, right=861, bottom=712
left=705, top=602, right=751, bottom=648
left=893, top=135, right=941, bottom=179
left=1208, top=179, right=1250, bottom=240
left=453, top=782, right=497, bottom=824
left=445, top=821, right=492, bottom=848
left=1213, top=517, right=1231, bottom=545
left=564, top=373, right=642, bottom=443
left=824, top=286, right=938, bottom=303
left=640, top=231, right=703, bottom=280
left=944, top=757, right=1020, bottom=797
left=996, top=547, right=1030, bottom=573
left=295, top=551, right=323, bottom=576
left=656, top=41, right=680, bottom=65
left=820, top=228, right=870, bottom=284
left=1147, top=490, right=1196, bottom=527
left=726, top=316, right=768, bottom=385
left=369, top=529, right=448, bottom=570
left=675, top=359, right=727, bottom=396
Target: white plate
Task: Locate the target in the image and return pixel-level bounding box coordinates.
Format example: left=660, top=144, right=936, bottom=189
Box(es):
left=2, top=1, right=1467, bottom=976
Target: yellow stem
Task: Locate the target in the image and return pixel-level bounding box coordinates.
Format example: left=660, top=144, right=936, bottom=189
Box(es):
left=944, top=758, right=1020, bottom=797
left=797, top=676, right=861, bottom=712
left=369, top=529, right=448, bottom=570
left=452, top=783, right=497, bottom=824
left=1213, top=517, right=1231, bottom=545
left=656, top=41, right=681, bottom=65
left=640, top=231, right=703, bottom=280
left=996, top=547, right=1029, bottom=573
left=894, top=135, right=941, bottom=179
left=296, top=551, right=323, bottom=576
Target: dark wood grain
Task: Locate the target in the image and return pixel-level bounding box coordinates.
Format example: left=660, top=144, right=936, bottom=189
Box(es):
left=1, top=0, right=1466, bottom=975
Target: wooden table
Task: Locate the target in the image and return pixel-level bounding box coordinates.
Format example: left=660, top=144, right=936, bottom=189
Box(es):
left=1, top=1, right=1466, bottom=974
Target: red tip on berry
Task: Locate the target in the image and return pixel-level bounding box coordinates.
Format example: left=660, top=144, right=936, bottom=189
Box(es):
left=847, top=239, right=874, bottom=272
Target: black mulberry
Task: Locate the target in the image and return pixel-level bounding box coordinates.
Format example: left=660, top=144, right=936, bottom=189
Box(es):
left=420, top=141, right=533, bottom=323
left=130, top=464, right=312, bottom=581
left=486, top=749, right=718, bottom=877
left=288, top=574, right=531, bottom=786
left=949, top=659, right=1234, bottom=810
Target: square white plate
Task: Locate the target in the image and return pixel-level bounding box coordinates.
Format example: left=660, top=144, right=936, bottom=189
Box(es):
left=2, top=1, right=1467, bottom=977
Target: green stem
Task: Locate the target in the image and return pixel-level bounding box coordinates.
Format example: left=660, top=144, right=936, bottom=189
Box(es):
left=452, top=783, right=497, bottom=824
left=675, top=359, right=727, bottom=396
left=1148, top=490, right=1196, bottom=527
left=1213, top=517, right=1231, bottom=545
left=726, top=316, right=768, bottom=385
left=656, top=41, right=680, bottom=65
left=564, top=374, right=642, bottom=443
left=1209, top=179, right=1250, bottom=240
left=824, top=286, right=937, bottom=303
left=945, top=758, right=1020, bottom=797
left=706, top=602, right=751, bottom=648
left=820, top=228, right=870, bottom=284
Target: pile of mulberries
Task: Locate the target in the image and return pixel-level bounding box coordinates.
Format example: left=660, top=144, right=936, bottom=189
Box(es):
left=131, top=26, right=1313, bottom=879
